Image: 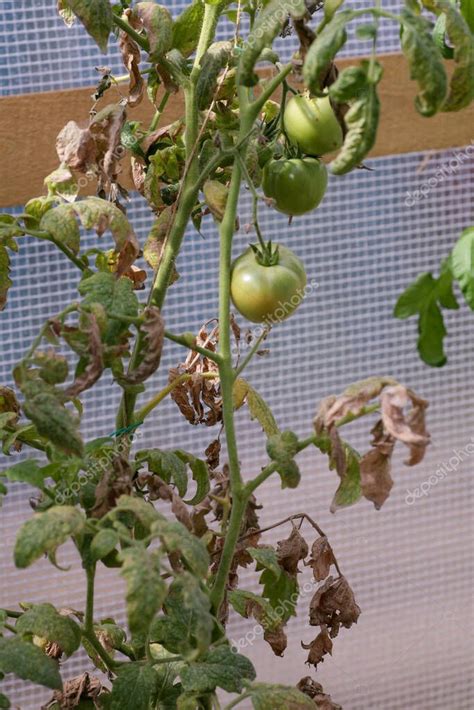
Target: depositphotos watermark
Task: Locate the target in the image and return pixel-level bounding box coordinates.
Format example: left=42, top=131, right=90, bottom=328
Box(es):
left=404, top=140, right=473, bottom=207
left=405, top=436, right=474, bottom=505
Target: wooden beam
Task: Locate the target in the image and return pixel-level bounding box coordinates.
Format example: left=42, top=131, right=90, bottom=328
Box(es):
left=0, top=53, right=472, bottom=208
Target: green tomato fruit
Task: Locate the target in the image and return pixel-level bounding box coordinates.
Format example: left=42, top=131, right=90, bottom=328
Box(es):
left=284, top=95, right=344, bottom=156
left=230, top=245, right=307, bottom=324
left=262, top=157, right=328, bottom=216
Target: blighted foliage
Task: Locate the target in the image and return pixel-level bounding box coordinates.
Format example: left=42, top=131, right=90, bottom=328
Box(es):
left=0, top=0, right=468, bottom=707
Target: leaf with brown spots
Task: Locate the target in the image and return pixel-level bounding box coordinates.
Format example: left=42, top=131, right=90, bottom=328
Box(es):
left=56, top=121, right=96, bottom=172
left=120, top=306, right=164, bottom=385
left=380, top=385, right=430, bottom=464
left=119, top=11, right=144, bottom=108
left=314, top=376, right=397, bottom=430
left=277, top=527, right=309, bottom=576
left=205, top=438, right=221, bottom=471
left=91, top=457, right=133, bottom=519
left=306, top=536, right=336, bottom=582
left=64, top=312, right=104, bottom=399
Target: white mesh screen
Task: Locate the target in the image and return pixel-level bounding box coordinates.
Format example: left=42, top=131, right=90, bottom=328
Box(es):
left=1, top=2, right=474, bottom=709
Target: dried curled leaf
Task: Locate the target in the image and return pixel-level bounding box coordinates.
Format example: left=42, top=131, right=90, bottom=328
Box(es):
left=360, top=419, right=395, bottom=510
left=119, top=11, right=144, bottom=108
left=380, top=385, right=430, bottom=464
left=0, top=386, right=21, bottom=424
left=309, top=575, right=360, bottom=636
left=56, top=121, right=96, bottom=172
left=314, top=376, right=396, bottom=431
left=277, top=527, right=309, bottom=576
left=205, top=438, right=221, bottom=471
left=91, top=456, right=133, bottom=519
left=120, top=306, right=164, bottom=385
left=64, top=312, right=104, bottom=399
left=301, top=625, right=333, bottom=668
left=306, top=536, right=337, bottom=582
left=297, top=677, right=342, bottom=710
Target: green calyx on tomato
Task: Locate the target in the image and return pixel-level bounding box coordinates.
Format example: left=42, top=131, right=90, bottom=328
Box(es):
left=284, top=94, right=344, bottom=157
left=262, top=157, right=328, bottom=216
left=230, top=243, right=307, bottom=324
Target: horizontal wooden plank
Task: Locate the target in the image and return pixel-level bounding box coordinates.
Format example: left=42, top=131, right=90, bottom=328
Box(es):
left=0, top=53, right=472, bottom=208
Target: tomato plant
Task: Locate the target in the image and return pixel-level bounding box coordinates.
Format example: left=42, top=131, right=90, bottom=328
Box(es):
left=262, top=157, right=328, bottom=215
left=231, top=244, right=307, bottom=322
left=0, top=0, right=472, bottom=708
left=283, top=95, right=344, bottom=157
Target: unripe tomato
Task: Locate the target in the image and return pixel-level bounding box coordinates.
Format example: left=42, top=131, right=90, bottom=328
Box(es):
left=262, top=157, right=328, bottom=216
left=230, top=245, right=307, bottom=323
left=284, top=95, right=344, bottom=156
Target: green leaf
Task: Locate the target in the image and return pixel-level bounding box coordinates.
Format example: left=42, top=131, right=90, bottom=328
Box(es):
left=451, top=226, right=474, bottom=307
left=329, top=60, right=383, bottom=175
left=119, top=546, right=167, bottom=640
left=0, top=692, right=10, bottom=709
left=0, top=245, right=13, bottom=312
left=303, top=10, right=354, bottom=95
left=234, top=379, right=280, bottom=436
left=323, top=0, right=346, bottom=25
left=16, top=603, right=81, bottom=657
left=394, top=272, right=438, bottom=318
left=196, top=41, right=234, bottom=110
left=0, top=637, right=62, bottom=690
left=14, top=506, right=86, bottom=569
left=32, top=350, right=69, bottom=385
left=438, top=1, right=474, bottom=110
left=266, top=430, right=299, bottom=462
left=400, top=8, right=448, bottom=116
left=78, top=272, right=139, bottom=345
left=228, top=589, right=284, bottom=631
left=0, top=215, right=23, bottom=240
left=0, top=460, right=47, bottom=489
left=108, top=662, right=159, bottom=710
left=249, top=547, right=281, bottom=579
left=259, top=569, right=298, bottom=623
left=65, top=0, right=112, bottom=52
left=180, top=646, right=256, bottom=694
left=239, top=0, right=306, bottom=86
left=248, top=682, right=315, bottom=709
left=150, top=573, right=214, bottom=658
left=40, top=204, right=80, bottom=254
left=461, top=0, right=474, bottom=32
left=330, top=443, right=362, bottom=512
left=173, top=450, right=210, bottom=505
left=21, top=379, right=83, bottom=457
left=152, top=519, right=210, bottom=578
left=418, top=299, right=448, bottom=366
left=90, top=528, right=119, bottom=562
left=135, top=3, right=174, bottom=62
left=136, top=449, right=188, bottom=497
left=172, top=0, right=205, bottom=57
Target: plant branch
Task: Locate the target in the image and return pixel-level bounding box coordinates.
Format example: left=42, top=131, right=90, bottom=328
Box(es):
left=250, top=63, right=293, bottom=116
left=234, top=327, right=270, bottom=378
left=112, top=14, right=150, bottom=51
left=164, top=330, right=223, bottom=363
left=84, top=564, right=96, bottom=633
left=82, top=629, right=119, bottom=672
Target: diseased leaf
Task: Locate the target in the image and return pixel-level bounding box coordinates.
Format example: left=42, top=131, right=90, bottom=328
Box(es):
left=172, top=0, right=204, bottom=56
left=306, top=537, right=336, bottom=582
left=360, top=420, right=395, bottom=509
left=180, top=646, right=256, bottom=694
left=197, top=41, right=234, bottom=110
left=16, top=603, right=81, bottom=657
left=249, top=547, right=282, bottom=579
left=65, top=0, right=111, bottom=52
left=329, top=60, right=383, bottom=175
left=301, top=626, right=333, bottom=668
left=21, top=379, right=83, bottom=457
left=330, top=441, right=362, bottom=513
left=0, top=637, right=62, bottom=690
left=297, top=677, right=342, bottom=709
left=144, top=207, right=174, bottom=271
left=203, top=180, right=229, bottom=222
left=44, top=164, right=78, bottom=203
left=152, top=519, right=210, bottom=578
left=119, top=18, right=144, bottom=108
left=108, top=662, right=159, bottom=710
left=0, top=245, right=13, bottom=311
left=90, top=528, right=119, bottom=562
left=32, top=350, right=69, bottom=386
left=105, top=494, right=165, bottom=532
left=451, top=226, right=474, bottom=308
left=119, top=307, right=164, bottom=385
left=137, top=449, right=189, bottom=498
left=438, top=0, right=474, bottom=111
left=1, top=460, right=47, bottom=489
left=247, top=682, right=315, bottom=709
left=150, top=573, right=214, bottom=658
left=135, top=3, right=173, bottom=62
left=119, top=546, right=167, bottom=640
left=309, top=575, right=360, bottom=634
left=380, top=385, right=430, bottom=464
left=228, top=589, right=288, bottom=656
left=79, top=272, right=139, bottom=345
left=234, top=379, right=280, bottom=436
left=400, top=8, right=448, bottom=116
left=64, top=312, right=103, bottom=398
left=303, top=10, right=354, bottom=95
left=276, top=528, right=308, bottom=576
left=240, top=0, right=306, bottom=86
left=14, top=506, right=85, bottom=568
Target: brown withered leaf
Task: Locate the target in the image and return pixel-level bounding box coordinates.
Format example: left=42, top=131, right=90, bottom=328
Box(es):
left=145, top=473, right=193, bottom=530
left=56, top=121, right=96, bottom=172
left=264, top=626, right=288, bottom=657
left=89, top=103, right=127, bottom=190
left=297, top=676, right=342, bottom=710
left=302, top=625, right=333, bottom=668
left=315, top=376, right=397, bottom=430
left=360, top=420, right=396, bottom=510
left=306, top=536, right=336, bottom=582
left=120, top=306, right=164, bottom=385
left=277, top=527, right=309, bottom=576
left=118, top=12, right=144, bottom=108
left=123, top=264, right=147, bottom=290
left=329, top=425, right=346, bottom=477
left=0, top=385, right=20, bottom=423
left=91, top=456, right=133, bottom=518
left=309, top=575, right=361, bottom=634
left=380, top=385, right=430, bottom=465
left=42, top=672, right=106, bottom=709
left=131, top=156, right=146, bottom=193
left=205, top=438, right=221, bottom=471
left=143, top=206, right=179, bottom=282
left=64, top=312, right=104, bottom=399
